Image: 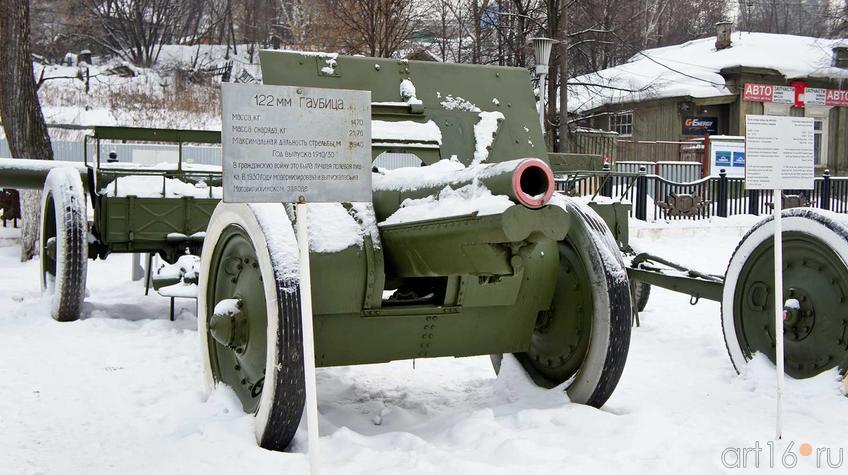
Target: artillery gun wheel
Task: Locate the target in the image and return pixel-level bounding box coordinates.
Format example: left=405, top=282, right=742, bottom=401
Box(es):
left=631, top=281, right=651, bottom=313
left=499, top=199, right=631, bottom=407
left=198, top=203, right=304, bottom=451
left=40, top=167, right=88, bottom=322
left=722, top=209, right=848, bottom=379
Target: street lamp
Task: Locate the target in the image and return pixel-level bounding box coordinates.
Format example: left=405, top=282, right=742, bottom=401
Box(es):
left=531, top=37, right=555, bottom=131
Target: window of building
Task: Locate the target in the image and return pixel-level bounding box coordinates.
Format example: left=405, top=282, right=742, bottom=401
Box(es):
left=806, top=106, right=830, bottom=167
left=813, top=119, right=824, bottom=166
left=609, top=111, right=633, bottom=136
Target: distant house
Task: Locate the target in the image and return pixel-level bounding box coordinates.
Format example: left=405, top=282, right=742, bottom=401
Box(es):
left=569, top=24, right=848, bottom=174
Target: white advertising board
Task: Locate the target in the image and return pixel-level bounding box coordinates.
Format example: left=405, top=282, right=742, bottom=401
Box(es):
left=709, top=136, right=745, bottom=178
left=744, top=115, right=814, bottom=190
left=221, top=83, right=372, bottom=203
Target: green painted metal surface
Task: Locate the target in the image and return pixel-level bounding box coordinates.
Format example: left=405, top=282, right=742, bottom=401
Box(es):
left=254, top=51, right=574, bottom=367
left=259, top=51, right=545, bottom=167
left=729, top=231, right=848, bottom=378
left=205, top=225, right=268, bottom=411
left=0, top=158, right=88, bottom=190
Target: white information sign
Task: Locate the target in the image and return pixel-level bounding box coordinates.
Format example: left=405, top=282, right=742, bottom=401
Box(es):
left=221, top=83, right=372, bottom=203
left=709, top=136, right=745, bottom=178
left=745, top=115, right=815, bottom=190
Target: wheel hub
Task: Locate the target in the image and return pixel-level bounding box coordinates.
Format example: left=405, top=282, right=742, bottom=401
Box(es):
left=210, top=298, right=246, bottom=350
left=783, top=288, right=815, bottom=342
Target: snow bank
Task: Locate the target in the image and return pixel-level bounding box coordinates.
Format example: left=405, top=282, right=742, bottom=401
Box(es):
left=4, top=222, right=848, bottom=473
left=100, top=175, right=223, bottom=199
left=381, top=182, right=513, bottom=225
left=568, top=33, right=848, bottom=112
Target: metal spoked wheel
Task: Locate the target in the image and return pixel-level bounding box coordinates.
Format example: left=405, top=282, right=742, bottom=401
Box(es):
left=511, top=198, right=632, bottom=407
left=198, top=202, right=304, bottom=451
left=40, top=167, right=88, bottom=322
left=723, top=208, right=848, bottom=379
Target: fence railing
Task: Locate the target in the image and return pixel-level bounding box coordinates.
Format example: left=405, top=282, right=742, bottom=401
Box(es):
left=555, top=165, right=847, bottom=221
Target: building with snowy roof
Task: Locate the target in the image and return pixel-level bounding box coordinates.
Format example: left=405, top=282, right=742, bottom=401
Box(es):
left=569, top=24, right=848, bottom=174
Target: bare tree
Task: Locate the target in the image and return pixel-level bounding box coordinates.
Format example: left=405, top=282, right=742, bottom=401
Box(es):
left=0, top=0, right=54, bottom=261
left=738, top=0, right=842, bottom=36
left=277, top=0, right=322, bottom=49
left=82, top=0, right=197, bottom=67
left=325, top=0, right=419, bottom=57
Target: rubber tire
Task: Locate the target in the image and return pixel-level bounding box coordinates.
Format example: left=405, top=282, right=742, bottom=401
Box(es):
left=40, top=167, right=88, bottom=322
left=722, top=208, right=848, bottom=375
left=198, top=202, right=305, bottom=451
left=632, top=281, right=651, bottom=312
left=497, top=197, right=631, bottom=407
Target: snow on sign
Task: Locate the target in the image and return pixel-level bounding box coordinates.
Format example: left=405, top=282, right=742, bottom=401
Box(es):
left=221, top=83, right=371, bottom=203
left=744, top=115, right=814, bottom=190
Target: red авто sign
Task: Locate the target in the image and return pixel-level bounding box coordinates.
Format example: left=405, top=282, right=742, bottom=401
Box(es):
left=744, top=82, right=848, bottom=107
left=826, top=89, right=848, bottom=107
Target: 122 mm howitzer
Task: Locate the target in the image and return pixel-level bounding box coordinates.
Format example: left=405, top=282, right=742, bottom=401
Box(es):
left=195, top=51, right=632, bottom=450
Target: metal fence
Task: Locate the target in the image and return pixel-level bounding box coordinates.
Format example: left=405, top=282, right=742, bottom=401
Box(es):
left=556, top=166, right=848, bottom=221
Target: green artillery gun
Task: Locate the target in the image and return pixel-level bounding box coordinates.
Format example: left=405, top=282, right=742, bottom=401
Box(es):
left=0, top=127, right=221, bottom=321
left=197, top=51, right=632, bottom=450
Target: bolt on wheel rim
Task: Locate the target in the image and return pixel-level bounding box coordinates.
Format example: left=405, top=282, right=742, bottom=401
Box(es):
left=205, top=225, right=269, bottom=412
left=733, top=231, right=848, bottom=378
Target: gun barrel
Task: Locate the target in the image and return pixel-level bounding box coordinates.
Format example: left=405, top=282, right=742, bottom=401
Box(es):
left=0, top=158, right=88, bottom=190
left=373, top=158, right=555, bottom=222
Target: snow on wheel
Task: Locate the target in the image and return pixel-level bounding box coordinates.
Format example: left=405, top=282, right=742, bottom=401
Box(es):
left=502, top=197, right=631, bottom=407
left=631, top=281, right=651, bottom=312
left=722, top=208, right=848, bottom=379
left=198, top=202, right=304, bottom=451
left=40, top=167, right=88, bottom=322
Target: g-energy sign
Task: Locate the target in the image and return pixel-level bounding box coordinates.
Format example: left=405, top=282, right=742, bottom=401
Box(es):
left=682, top=116, right=718, bottom=135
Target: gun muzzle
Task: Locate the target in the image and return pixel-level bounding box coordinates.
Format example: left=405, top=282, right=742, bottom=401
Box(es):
left=511, top=158, right=555, bottom=209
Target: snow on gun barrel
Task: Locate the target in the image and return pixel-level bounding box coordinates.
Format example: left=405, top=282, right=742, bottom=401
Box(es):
left=372, top=157, right=555, bottom=223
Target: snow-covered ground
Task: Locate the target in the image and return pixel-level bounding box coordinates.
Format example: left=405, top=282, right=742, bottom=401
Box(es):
left=2, top=217, right=847, bottom=474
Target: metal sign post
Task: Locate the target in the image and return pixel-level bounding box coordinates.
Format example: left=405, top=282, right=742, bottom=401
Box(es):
left=745, top=115, right=814, bottom=440
left=772, top=189, right=784, bottom=439
left=222, top=83, right=371, bottom=474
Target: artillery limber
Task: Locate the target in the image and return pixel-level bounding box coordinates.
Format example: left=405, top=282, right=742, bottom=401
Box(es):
left=0, top=126, right=222, bottom=321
